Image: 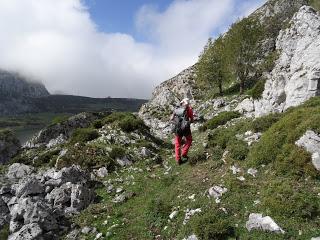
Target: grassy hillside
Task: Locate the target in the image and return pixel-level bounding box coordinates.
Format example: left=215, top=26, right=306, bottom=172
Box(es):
left=47, top=97, right=320, bottom=239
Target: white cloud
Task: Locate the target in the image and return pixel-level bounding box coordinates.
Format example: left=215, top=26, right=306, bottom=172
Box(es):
left=0, top=0, right=266, bottom=98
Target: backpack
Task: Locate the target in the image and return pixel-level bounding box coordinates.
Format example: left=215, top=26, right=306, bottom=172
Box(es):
left=173, top=106, right=190, bottom=136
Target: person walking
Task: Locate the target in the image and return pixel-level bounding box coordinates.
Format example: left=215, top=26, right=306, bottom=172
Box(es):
left=170, top=98, right=194, bottom=165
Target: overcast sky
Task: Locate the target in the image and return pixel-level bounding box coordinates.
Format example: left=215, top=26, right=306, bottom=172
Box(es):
left=0, top=0, right=266, bottom=99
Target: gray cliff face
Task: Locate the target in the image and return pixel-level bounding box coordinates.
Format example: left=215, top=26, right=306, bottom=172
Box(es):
left=139, top=65, right=197, bottom=138
left=255, top=6, right=320, bottom=116
left=0, top=70, right=50, bottom=115
left=0, top=70, right=49, bottom=99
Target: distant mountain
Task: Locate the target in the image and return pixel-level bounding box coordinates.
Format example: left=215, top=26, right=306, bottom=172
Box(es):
left=0, top=70, right=49, bottom=99
left=0, top=70, right=146, bottom=115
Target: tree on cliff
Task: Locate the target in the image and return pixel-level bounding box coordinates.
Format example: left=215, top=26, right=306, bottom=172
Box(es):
left=225, top=17, right=263, bottom=94
left=196, top=36, right=229, bottom=95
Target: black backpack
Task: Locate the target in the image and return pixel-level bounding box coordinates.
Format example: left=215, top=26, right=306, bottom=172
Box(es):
left=173, top=106, right=190, bottom=136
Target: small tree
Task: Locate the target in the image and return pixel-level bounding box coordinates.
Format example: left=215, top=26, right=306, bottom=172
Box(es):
left=225, top=17, right=263, bottom=94
left=197, top=36, right=228, bottom=95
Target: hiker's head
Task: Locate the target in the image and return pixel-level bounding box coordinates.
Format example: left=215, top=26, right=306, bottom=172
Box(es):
left=180, top=98, right=190, bottom=106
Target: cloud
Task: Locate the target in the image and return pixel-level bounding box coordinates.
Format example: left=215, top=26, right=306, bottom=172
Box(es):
left=0, top=0, right=266, bottom=98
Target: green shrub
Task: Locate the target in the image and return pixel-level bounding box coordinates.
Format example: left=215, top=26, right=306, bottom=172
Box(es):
left=188, top=208, right=235, bottom=240
left=102, top=112, right=128, bottom=124
left=118, top=115, right=146, bottom=132
left=189, top=152, right=207, bottom=166
left=227, top=139, right=249, bottom=161
left=51, top=115, right=70, bottom=125
left=70, top=128, right=99, bottom=144
left=109, top=146, right=126, bottom=160
left=251, top=113, right=282, bottom=132
left=200, top=111, right=241, bottom=131
left=34, top=149, right=60, bottom=167
left=274, top=144, right=317, bottom=178
left=92, top=120, right=103, bottom=129
left=211, top=146, right=224, bottom=161
left=261, top=180, right=320, bottom=219
left=247, top=79, right=266, bottom=99
left=208, top=128, right=235, bottom=149
left=56, top=145, right=116, bottom=170
left=146, top=197, right=172, bottom=229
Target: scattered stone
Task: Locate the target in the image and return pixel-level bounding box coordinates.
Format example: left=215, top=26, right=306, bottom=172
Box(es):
left=8, top=223, right=43, bottom=240
left=183, top=234, right=198, bottom=240
left=247, top=168, right=258, bottom=177
left=93, top=167, right=108, bottom=178
left=94, top=232, right=103, bottom=240
left=230, top=165, right=241, bottom=175
left=81, top=226, right=91, bottom=234
left=246, top=213, right=285, bottom=234
left=183, top=208, right=201, bottom=225
left=116, top=187, right=124, bottom=194
left=296, top=130, right=320, bottom=170
left=237, top=176, right=246, bottom=181
left=140, top=147, right=152, bottom=158
left=116, top=156, right=132, bottom=167
left=208, top=186, right=228, bottom=203
left=15, top=177, right=44, bottom=198
left=169, top=211, right=178, bottom=220
left=188, top=194, right=196, bottom=201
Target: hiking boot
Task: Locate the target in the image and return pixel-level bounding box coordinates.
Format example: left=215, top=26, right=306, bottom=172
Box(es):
left=181, top=155, right=189, bottom=162
left=177, top=159, right=182, bottom=165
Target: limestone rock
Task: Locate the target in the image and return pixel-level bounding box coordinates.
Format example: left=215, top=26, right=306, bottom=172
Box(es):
left=255, top=6, right=320, bottom=117
left=7, top=163, right=34, bottom=180
left=8, top=223, right=43, bottom=240
left=15, top=178, right=44, bottom=198
left=246, top=213, right=285, bottom=233
left=183, top=234, right=198, bottom=240
left=24, top=112, right=98, bottom=148
left=295, top=130, right=320, bottom=170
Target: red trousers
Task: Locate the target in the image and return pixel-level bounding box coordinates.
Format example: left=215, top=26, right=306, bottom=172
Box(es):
left=175, top=134, right=192, bottom=161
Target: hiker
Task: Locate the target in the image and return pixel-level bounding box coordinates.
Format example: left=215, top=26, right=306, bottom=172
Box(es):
left=170, top=98, right=194, bottom=165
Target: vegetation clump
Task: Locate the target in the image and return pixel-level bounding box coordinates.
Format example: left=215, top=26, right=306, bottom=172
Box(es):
left=247, top=97, right=320, bottom=179
left=200, top=111, right=241, bottom=131
left=70, top=128, right=99, bottom=144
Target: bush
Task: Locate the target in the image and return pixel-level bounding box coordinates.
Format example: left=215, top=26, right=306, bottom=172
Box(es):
left=56, top=144, right=116, bottom=170
left=189, top=152, right=207, bottom=166
left=227, top=139, right=249, bottom=161
left=0, top=224, right=9, bottom=240
left=118, top=115, right=146, bottom=132
left=274, top=144, right=317, bottom=178
left=146, top=197, right=172, bottom=229
left=247, top=79, right=266, bottom=99
left=208, top=128, right=235, bottom=149
left=109, top=146, right=126, bottom=160
left=34, top=149, right=60, bottom=167
left=188, top=208, right=235, bottom=240
left=211, top=146, right=224, bottom=161
left=251, top=113, right=282, bottom=132
left=200, top=111, right=241, bottom=131
left=261, top=180, right=320, bottom=219
left=102, top=112, right=128, bottom=125
left=70, top=128, right=99, bottom=144
left=92, top=120, right=103, bottom=129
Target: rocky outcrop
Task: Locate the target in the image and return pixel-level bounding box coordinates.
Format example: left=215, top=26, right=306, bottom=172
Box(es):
left=139, top=65, right=197, bottom=138
left=246, top=213, right=285, bottom=233
left=24, top=112, right=98, bottom=148
left=0, top=70, right=49, bottom=99
left=0, top=164, right=95, bottom=239
left=0, top=130, right=21, bottom=164
left=255, top=6, right=320, bottom=117
left=295, top=130, right=320, bottom=170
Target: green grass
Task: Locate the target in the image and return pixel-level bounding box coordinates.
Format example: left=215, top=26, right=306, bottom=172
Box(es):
left=247, top=97, right=320, bottom=178
left=200, top=111, right=241, bottom=131
left=69, top=128, right=100, bottom=144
